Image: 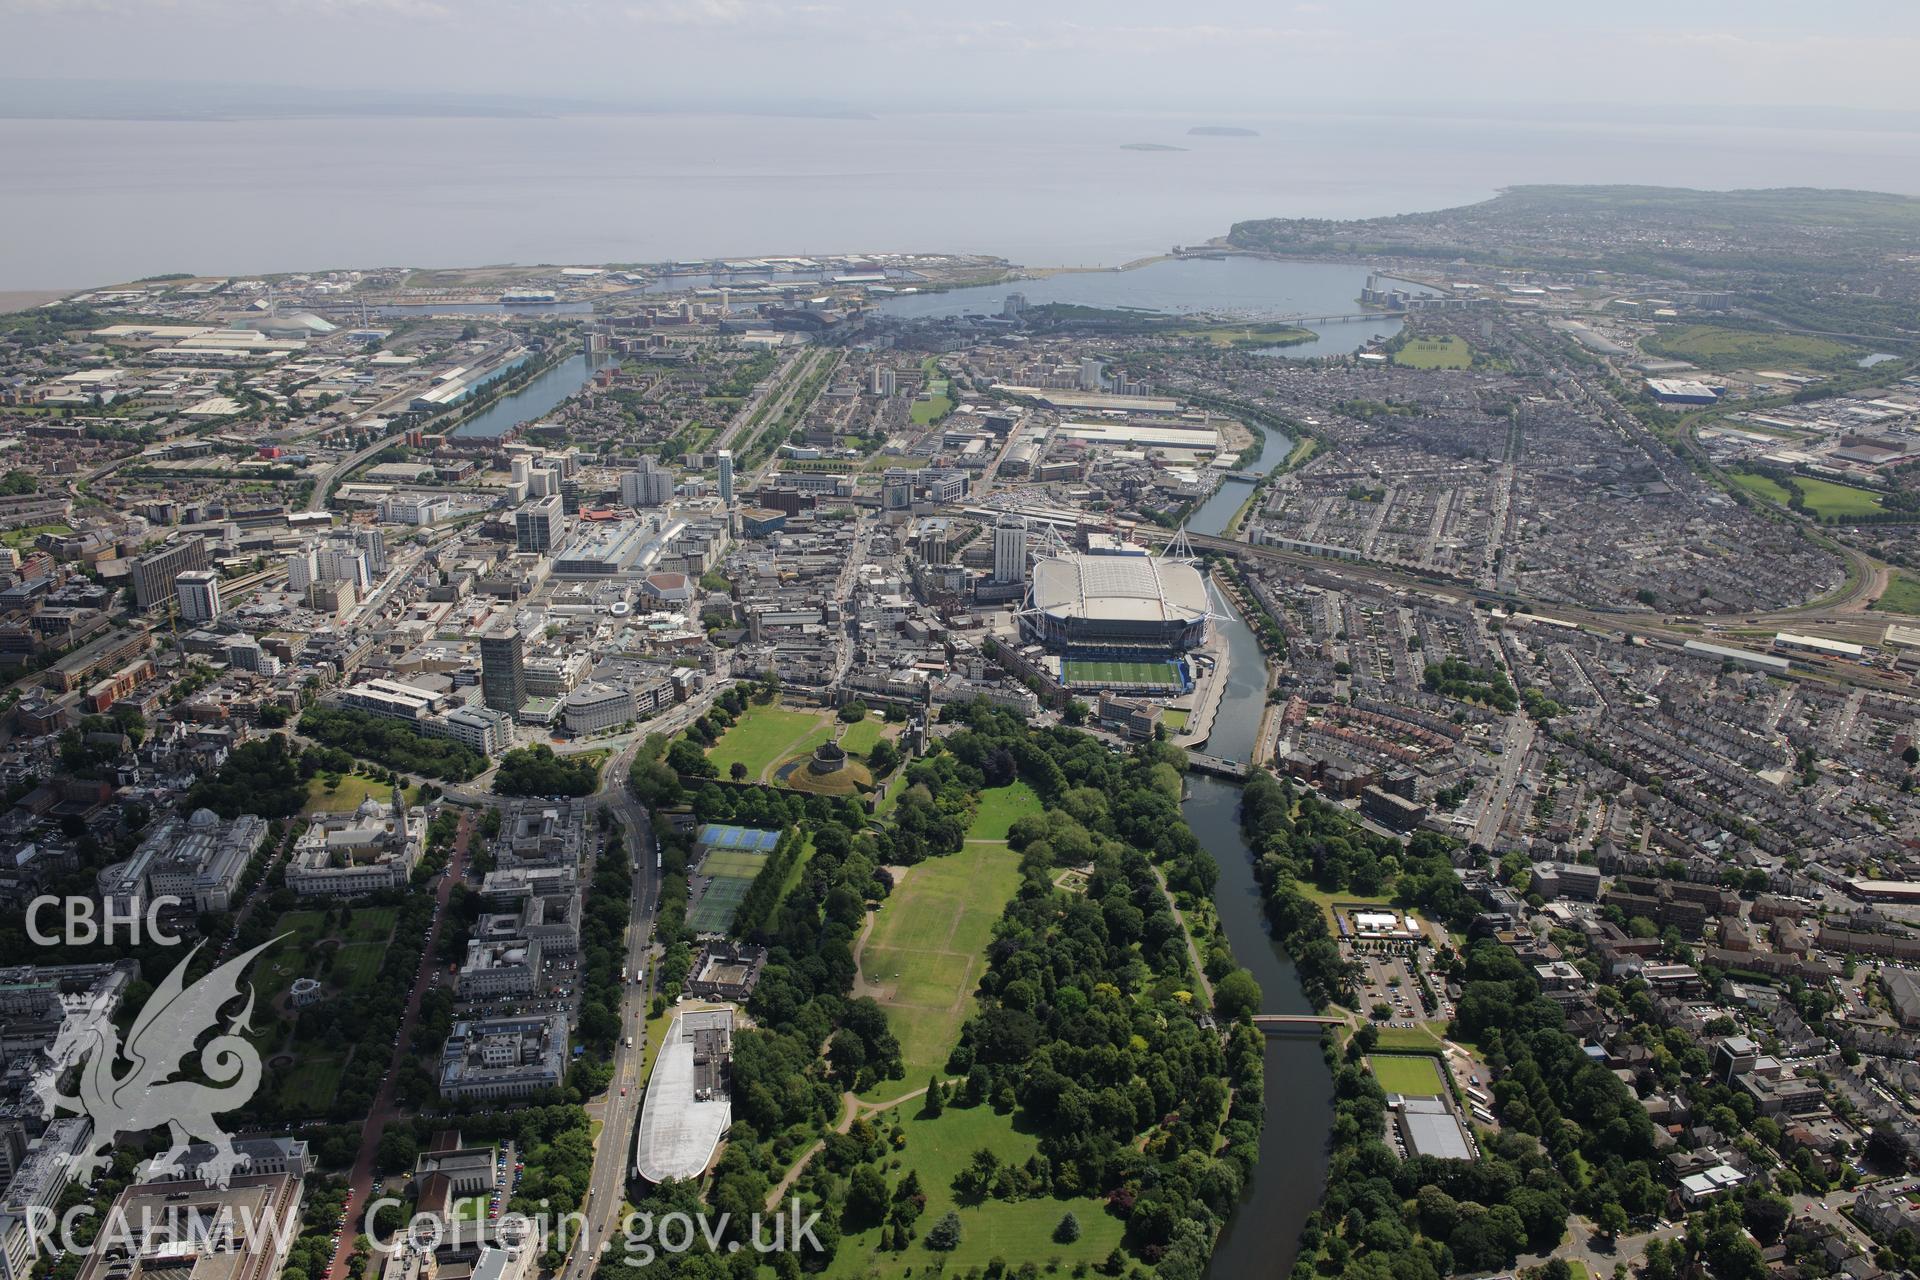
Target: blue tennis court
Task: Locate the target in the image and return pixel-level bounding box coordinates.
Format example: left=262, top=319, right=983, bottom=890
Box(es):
left=697, top=824, right=781, bottom=851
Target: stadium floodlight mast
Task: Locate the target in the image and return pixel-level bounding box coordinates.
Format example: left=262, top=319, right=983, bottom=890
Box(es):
left=1160, top=524, right=1199, bottom=565
left=1013, top=523, right=1225, bottom=648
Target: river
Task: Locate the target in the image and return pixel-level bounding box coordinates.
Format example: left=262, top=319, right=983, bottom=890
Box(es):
left=450, top=353, right=604, bottom=440
left=1184, top=416, right=1334, bottom=1279
left=1184, top=396, right=1296, bottom=534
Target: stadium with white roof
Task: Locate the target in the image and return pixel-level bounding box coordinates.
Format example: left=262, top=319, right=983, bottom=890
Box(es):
left=1017, top=540, right=1216, bottom=655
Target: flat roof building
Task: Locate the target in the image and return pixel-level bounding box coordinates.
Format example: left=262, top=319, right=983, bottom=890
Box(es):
left=336, top=677, right=447, bottom=721
left=552, top=521, right=651, bottom=577
left=458, top=939, right=542, bottom=1001
left=74, top=1172, right=303, bottom=1280
left=440, top=1014, right=568, bottom=1102
left=561, top=683, right=634, bottom=735
left=131, top=536, right=209, bottom=611
left=1389, top=1094, right=1475, bottom=1162
left=478, top=625, right=527, bottom=714
left=1681, top=639, right=1791, bottom=675
left=1646, top=378, right=1721, bottom=405
left=1773, top=631, right=1866, bottom=660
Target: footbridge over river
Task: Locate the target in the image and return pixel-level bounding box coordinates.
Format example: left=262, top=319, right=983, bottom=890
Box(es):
left=1250, top=1014, right=1345, bottom=1034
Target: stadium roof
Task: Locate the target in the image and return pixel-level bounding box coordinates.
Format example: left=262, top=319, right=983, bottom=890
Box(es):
left=1029, top=553, right=1210, bottom=626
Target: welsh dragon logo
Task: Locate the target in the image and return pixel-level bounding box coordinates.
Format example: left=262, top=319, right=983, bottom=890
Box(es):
left=35, top=937, right=283, bottom=1189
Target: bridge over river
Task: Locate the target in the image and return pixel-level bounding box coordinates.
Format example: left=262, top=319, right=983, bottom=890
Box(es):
left=1250, top=1014, right=1345, bottom=1034
left=1184, top=750, right=1250, bottom=780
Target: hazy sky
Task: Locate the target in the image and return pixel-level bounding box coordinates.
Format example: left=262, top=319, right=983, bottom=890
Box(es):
left=5, top=0, right=1920, bottom=115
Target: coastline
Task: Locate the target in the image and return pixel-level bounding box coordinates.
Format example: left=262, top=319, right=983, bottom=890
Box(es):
left=1015, top=252, right=1177, bottom=279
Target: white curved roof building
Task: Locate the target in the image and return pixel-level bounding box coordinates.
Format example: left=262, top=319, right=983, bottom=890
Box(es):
left=1021, top=551, right=1212, bottom=651
left=634, top=1009, right=733, bottom=1184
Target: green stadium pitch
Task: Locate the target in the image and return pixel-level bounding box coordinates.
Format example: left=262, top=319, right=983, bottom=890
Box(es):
left=1063, top=658, right=1179, bottom=688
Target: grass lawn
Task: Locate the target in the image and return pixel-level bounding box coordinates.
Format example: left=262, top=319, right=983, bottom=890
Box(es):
left=1283, top=433, right=1320, bottom=472
left=1872, top=570, right=1920, bottom=616
left=342, top=905, right=398, bottom=943
left=639, top=1004, right=674, bottom=1084
left=1368, top=1053, right=1445, bottom=1096
left=909, top=393, right=953, bottom=425
left=1729, top=470, right=1795, bottom=506
left=451, top=1196, right=487, bottom=1222
left=302, top=772, right=395, bottom=816
left=278, top=1055, right=346, bottom=1113
left=1062, top=658, right=1180, bottom=688
left=274, top=910, right=332, bottom=944
left=857, top=842, right=1023, bottom=1101
left=336, top=905, right=395, bottom=948
left=1161, top=708, right=1190, bottom=732
left=1370, top=1022, right=1451, bottom=1053
left=250, top=907, right=396, bottom=1072
left=824, top=1102, right=1124, bottom=1279
left=780, top=754, right=873, bottom=797
left=838, top=715, right=887, bottom=756
left=860, top=453, right=931, bottom=473
left=767, top=835, right=816, bottom=933
left=1393, top=335, right=1472, bottom=369
left=967, top=782, right=1042, bottom=842
left=706, top=704, right=834, bottom=781
left=253, top=912, right=330, bottom=1007
left=1645, top=324, right=1858, bottom=371
left=1792, top=475, right=1887, bottom=518
left=327, top=943, right=386, bottom=992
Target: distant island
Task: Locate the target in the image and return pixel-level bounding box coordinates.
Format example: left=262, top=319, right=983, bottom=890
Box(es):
left=1189, top=126, right=1259, bottom=137
left=1121, top=142, right=1187, bottom=152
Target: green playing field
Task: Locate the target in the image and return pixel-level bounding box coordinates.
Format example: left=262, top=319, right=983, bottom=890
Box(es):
left=1063, top=658, right=1177, bottom=686
left=1368, top=1053, right=1445, bottom=1096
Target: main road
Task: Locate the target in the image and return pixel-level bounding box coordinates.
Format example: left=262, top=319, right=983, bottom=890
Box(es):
left=559, top=726, right=668, bottom=1280
left=711, top=348, right=816, bottom=455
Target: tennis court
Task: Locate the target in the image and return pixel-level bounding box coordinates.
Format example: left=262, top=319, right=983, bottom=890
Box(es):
left=696, top=823, right=781, bottom=852
left=700, top=848, right=770, bottom=880
left=687, top=846, right=770, bottom=934
left=1062, top=658, right=1185, bottom=690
